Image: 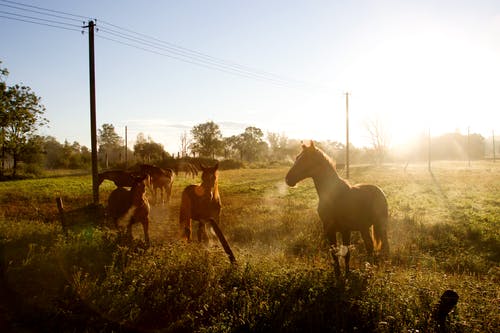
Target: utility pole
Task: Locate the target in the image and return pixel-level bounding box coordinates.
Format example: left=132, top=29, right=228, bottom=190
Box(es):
left=428, top=128, right=431, bottom=172
left=345, top=92, right=350, bottom=179
left=84, top=20, right=99, bottom=205
left=125, top=125, right=128, bottom=168
left=493, top=130, right=496, bottom=163
left=467, top=126, right=471, bottom=168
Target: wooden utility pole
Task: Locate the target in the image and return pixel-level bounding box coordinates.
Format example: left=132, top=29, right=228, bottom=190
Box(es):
left=345, top=92, right=350, bottom=178
left=428, top=128, right=431, bottom=172
left=125, top=125, right=128, bottom=168
left=85, top=20, right=99, bottom=204
left=493, top=130, right=496, bottom=163
left=467, top=126, right=471, bottom=168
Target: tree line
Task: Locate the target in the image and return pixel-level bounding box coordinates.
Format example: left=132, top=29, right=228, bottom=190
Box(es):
left=1, top=61, right=497, bottom=179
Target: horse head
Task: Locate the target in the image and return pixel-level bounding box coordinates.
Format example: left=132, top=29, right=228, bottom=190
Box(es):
left=199, top=162, right=219, bottom=199
left=285, top=141, right=329, bottom=186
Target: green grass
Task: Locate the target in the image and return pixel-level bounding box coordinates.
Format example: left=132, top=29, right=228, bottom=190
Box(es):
left=0, top=162, right=499, bottom=332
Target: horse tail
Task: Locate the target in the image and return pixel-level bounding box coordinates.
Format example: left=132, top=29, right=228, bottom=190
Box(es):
left=372, top=187, right=390, bottom=254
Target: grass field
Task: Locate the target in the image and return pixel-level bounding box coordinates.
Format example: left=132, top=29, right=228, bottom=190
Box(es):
left=0, top=161, right=499, bottom=332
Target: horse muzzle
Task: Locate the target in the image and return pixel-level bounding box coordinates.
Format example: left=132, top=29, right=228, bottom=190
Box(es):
left=285, top=175, right=297, bottom=187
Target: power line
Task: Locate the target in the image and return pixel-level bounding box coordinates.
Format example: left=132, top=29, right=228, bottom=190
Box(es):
left=95, top=33, right=296, bottom=88
left=0, top=10, right=82, bottom=28
left=0, top=14, right=83, bottom=32
left=0, top=2, right=83, bottom=23
left=98, top=19, right=313, bottom=88
left=97, top=27, right=299, bottom=87
left=0, top=0, right=89, bottom=20
left=0, top=0, right=327, bottom=90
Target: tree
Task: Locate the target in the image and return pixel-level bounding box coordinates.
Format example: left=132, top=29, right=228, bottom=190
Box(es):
left=267, top=132, right=289, bottom=161
left=190, top=121, right=222, bottom=158
left=365, top=116, right=391, bottom=165
left=98, top=123, right=123, bottom=167
left=179, top=131, right=190, bottom=158
left=0, top=62, right=9, bottom=175
left=223, top=135, right=243, bottom=160
left=239, top=126, right=267, bottom=162
left=134, top=133, right=166, bottom=162
left=1, top=82, right=48, bottom=176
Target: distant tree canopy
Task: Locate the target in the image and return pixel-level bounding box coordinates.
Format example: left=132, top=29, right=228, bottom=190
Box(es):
left=1, top=61, right=48, bottom=177
left=134, top=133, right=167, bottom=162
left=98, top=123, right=124, bottom=168
left=189, top=121, right=223, bottom=158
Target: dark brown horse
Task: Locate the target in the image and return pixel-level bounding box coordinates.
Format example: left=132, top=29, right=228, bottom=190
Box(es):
left=107, top=174, right=150, bottom=244
left=98, top=170, right=137, bottom=187
left=179, top=163, right=235, bottom=263
left=285, top=141, right=388, bottom=276
left=174, top=160, right=199, bottom=178
left=139, top=164, right=175, bottom=204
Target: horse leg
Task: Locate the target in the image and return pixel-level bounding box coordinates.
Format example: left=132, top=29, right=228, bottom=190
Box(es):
left=126, top=219, right=134, bottom=242
left=142, top=218, right=150, bottom=245
left=342, top=231, right=351, bottom=276
left=324, top=221, right=341, bottom=277
left=197, top=221, right=209, bottom=243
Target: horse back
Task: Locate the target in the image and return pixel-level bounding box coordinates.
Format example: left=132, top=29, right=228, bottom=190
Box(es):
left=318, top=183, right=387, bottom=229
left=350, top=184, right=388, bottom=219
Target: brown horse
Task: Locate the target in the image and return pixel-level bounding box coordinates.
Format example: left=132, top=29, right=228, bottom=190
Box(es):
left=174, top=160, right=199, bottom=178
left=98, top=170, right=136, bottom=187
left=179, top=163, right=235, bottom=263
left=285, top=141, right=389, bottom=276
left=139, top=164, right=175, bottom=204
left=107, top=174, right=150, bottom=244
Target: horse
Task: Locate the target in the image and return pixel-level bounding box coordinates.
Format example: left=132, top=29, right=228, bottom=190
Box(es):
left=107, top=174, right=150, bottom=244
left=138, top=164, right=175, bottom=204
left=179, top=163, right=236, bottom=263
left=285, top=141, right=389, bottom=276
left=98, top=170, right=137, bottom=187
left=174, top=160, right=199, bottom=178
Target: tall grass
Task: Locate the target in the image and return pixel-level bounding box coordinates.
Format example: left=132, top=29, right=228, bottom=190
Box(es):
left=0, top=162, right=499, bottom=332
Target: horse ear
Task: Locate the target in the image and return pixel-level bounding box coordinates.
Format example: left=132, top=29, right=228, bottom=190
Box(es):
left=309, top=140, right=315, bottom=149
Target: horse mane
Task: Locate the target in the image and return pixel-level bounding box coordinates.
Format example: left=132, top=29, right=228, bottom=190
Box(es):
left=309, top=143, right=351, bottom=188
left=315, top=146, right=338, bottom=171
left=304, top=142, right=340, bottom=173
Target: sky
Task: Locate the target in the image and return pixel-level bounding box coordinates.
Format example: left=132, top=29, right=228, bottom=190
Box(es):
left=1, top=0, right=500, bottom=154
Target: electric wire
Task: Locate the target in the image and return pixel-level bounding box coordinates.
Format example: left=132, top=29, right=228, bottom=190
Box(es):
left=0, top=14, right=83, bottom=32
left=98, top=19, right=312, bottom=87
left=95, top=34, right=297, bottom=88
left=0, top=0, right=89, bottom=20
left=0, top=10, right=82, bottom=28
left=97, top=27, right=298, bottom=87
left=0, top=0, right=328, bottom=90
left=0, top=2, right=84, bottom=23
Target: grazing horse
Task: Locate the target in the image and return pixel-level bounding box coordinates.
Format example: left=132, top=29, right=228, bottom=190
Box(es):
left=179, top=163, right=235, bottom=263
left=174, top=160, right=199, bottom=178
left=285, top=141, right=389, bottom=276
left=139, top=164, right=175, bottom=204
left=107, top=174, right=150, bottom=244
left=98, top=170, right=136, bottom=187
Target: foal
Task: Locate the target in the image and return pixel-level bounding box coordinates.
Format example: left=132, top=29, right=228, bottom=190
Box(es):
left=107, top=174, right=150, bottom=244
left=179, top=163, right=221, bottom=242
left=179, top=163, right=236, bottom=263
